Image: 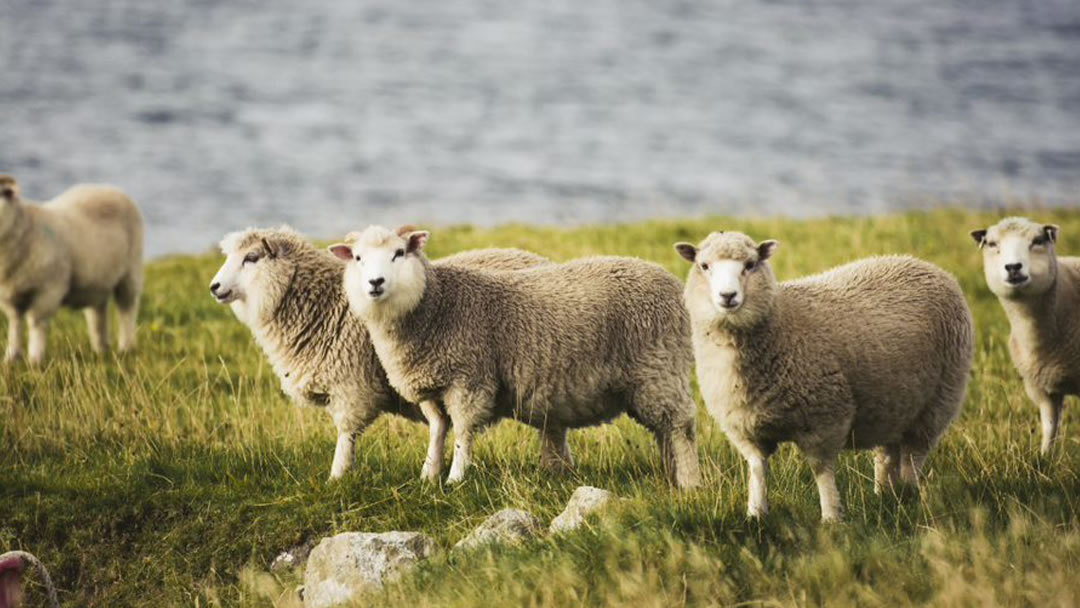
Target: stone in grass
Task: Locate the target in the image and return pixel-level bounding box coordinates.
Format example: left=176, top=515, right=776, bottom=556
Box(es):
left=454, top=508, right=544, bottom=551
left=549, top=486, right=618, bottom=533
left=303, top=531, right=436, bottom=608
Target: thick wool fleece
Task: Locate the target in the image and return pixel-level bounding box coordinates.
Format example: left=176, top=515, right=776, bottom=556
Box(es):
left=358, top=242, right=701, bottom=488
left=974, top=216, right=1080, bottom=453
left=222, top=227, right=549, bottom=478
left=685, top=231, right=973, bottom=520
left=0, top=177, right=143, bottom=362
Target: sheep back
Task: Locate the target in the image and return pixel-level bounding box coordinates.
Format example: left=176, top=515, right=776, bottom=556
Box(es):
left=386, top=256, right=694, bottom=430
left=764, top=256, right=973, bottom=449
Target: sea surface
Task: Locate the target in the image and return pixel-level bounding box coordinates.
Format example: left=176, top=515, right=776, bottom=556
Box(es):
left=2, top=0, right=1079, bottom=257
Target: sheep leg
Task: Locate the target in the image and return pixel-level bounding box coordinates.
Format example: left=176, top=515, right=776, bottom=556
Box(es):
left=1026, top=381, right=1065, bottom=455
left=447, top=425, right=476, bottom=484
left=3, top=307, right=23, bottom=362
left=899, top=449, right=926, bottom=486
left=746, top=453, right=769, bottom=518
left=419, top=400, right=448, bottom=482
left=873, top=444, right=901, bottom=495
left=84, top=302, right=110, bottom=354
left=114, top=271, right=141, bottom=352
left=25, top=289, right=63, bottom=365
left=445, top=389, right=493, bottom=484
left=329, top=432, right=356, bottom=480
left=730, top=440, right=770, bottom=518
left=540, top=425, right=574, bottom=472
left=628, top=386, right=701, bottom=488
left=654, top=425, right=701, bottom=489
left=26, top=315, right=51, bottom=365
left=805, top=452, right=843, bottom=522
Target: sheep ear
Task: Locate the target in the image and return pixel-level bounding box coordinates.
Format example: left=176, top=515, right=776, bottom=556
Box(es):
left=328, top=244, right=353, bottom=261
left=757, top=240, right=779, bottom=261
left=1044, top=224, right=1059, bottom=243
left=406, top=230, right=429, bottom=254
left=674, top=242, right=697, bottom=263
left=261, top=237, right=279, bottom=258
left=394, top=224, right=419, bottom=237
left=970, top=229, right=987, bottom=247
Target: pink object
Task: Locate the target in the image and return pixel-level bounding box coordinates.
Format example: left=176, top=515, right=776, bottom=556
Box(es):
left=0, top=556, right=23, bottom=576
left=0, top=563, right=24, bottom=608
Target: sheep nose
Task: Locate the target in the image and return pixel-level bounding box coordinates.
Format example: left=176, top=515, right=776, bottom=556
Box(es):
left=1004, top=263, right=1023, bottom=273
left=210, top=282, right=221, bottom=294
left=369, top=277, right=385, bottom=287
left=718, top=292, right=738, bottom=307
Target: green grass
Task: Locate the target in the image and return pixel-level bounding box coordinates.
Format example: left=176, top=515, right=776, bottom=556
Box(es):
left=4, top=208, right=1080, bottom=607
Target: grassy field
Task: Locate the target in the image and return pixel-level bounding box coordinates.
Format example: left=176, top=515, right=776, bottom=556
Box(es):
left=3, top=209, right=1080, bottom=607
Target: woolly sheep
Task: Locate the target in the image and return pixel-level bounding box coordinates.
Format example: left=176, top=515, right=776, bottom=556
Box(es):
left=210, top=226, right=548, bottom=479
left=971, top=217, right=1079, bottom=454
left=331, top=225, right=702, bottom=487
left=676, top=231, right=973, bottom=521
left=0, top=176, right=143, bottom=364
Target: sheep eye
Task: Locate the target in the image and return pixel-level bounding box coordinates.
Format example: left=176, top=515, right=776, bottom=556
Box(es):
left=354, top=255, right=362, bottom=262
left=744, top=260, right=757, bottom=273
left=986, top=241, right=998, bottom=249
left=392, top=248, right=405, bottom=261
left=243, top=253, right=260, bottom=265
left=1032, top=236, right=1047, bottom=247
left=700, top=262, right=709, bottom=271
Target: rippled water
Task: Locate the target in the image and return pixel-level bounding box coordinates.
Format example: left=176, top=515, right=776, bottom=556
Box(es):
left=2, top=0, right=1079, bottom=256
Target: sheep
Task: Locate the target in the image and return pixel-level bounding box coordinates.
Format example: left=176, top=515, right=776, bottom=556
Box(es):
left=970, top=217, right=1080, bottom=454
left=210, top=226, right=549, bottom=479
left=0, top=175, right=143, bottom=364
left=675, top=231, right=973, bottom=521
left=331, top=225, right=702, bottom=488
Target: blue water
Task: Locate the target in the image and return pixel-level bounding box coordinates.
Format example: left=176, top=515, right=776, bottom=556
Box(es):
left=1, top=0, right=1079, bottom=256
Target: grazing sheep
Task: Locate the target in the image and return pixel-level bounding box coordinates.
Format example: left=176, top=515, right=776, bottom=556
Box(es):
left=0, top=176, right=143, bottom=364
left=676, top=231, right=973, bottom=520
left=210, top=226, right=548, bottom=479
left=971, top=217, right=1080, bottom=454
left=331, top=225, right=701, bottom=488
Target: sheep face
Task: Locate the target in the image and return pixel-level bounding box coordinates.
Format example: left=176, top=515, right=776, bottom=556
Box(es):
left=971, top=217, right=1059, bottom=299
left=212, top=229, right=299, bottom=324
left=676, top=231, right=779, bottom=328
left=0, top=175, right=21, bottom=235
left=331, top=225, right=429, bottom=321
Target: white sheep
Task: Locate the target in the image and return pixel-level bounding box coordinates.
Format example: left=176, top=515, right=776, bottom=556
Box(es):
left=676, top=231, right=973, bottom=521
left=0, top=176, right=143, bottom=364
left=331, top=225, right=701, bottom=487
left=971, top=217, right=1079, bottom=454
left=210, top=226, right=548, bottom=479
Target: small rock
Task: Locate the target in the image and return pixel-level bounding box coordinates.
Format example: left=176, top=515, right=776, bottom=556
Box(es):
left=303, top=531, right=436, bottom=608
left=550, top=486, right=618, bottom=533
left=270, top=540, right=315, bottom=572
left=454, top=508, right=544, bottom=551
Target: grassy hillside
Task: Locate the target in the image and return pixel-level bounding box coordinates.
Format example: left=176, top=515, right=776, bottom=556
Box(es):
left=3, top=209, right=1080, bottom=607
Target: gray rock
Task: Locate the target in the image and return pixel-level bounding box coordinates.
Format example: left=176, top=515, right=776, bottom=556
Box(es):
left=549, top=486, right=618, bottom=533
left=454, top=508, right=544, bottom=551
left=302, top=531, right=436, bottom=608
